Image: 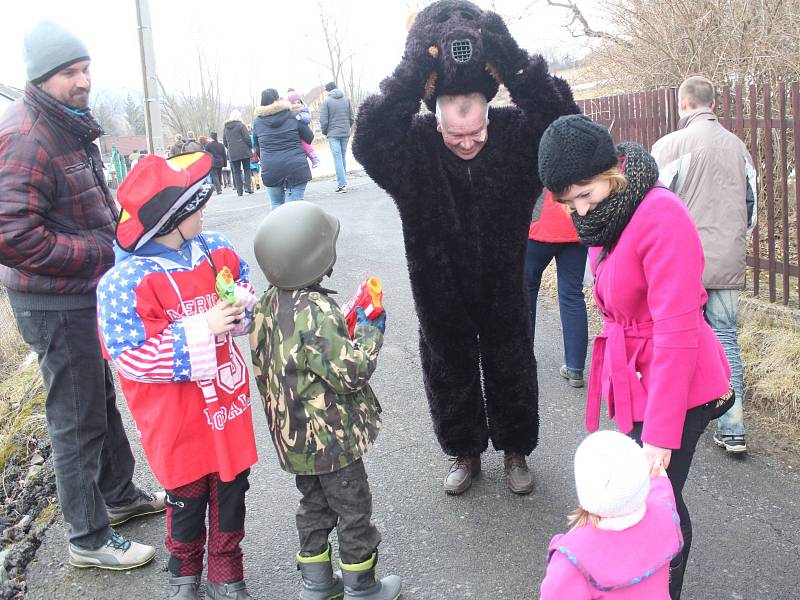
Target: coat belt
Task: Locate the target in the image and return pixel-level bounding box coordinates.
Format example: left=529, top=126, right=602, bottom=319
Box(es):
left=586, top=320, right=654, bottom=434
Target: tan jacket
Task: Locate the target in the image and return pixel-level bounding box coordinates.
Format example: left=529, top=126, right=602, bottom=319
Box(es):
left=651, top=108, right=757, bottom=289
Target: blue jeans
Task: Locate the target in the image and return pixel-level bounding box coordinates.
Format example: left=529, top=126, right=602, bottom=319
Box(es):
left=525, top=240, right=588, bottom=372
left=12, top=306, right=140, bottom=549
left=704, top=289, right=746, bottom=436
left=328, top=136, right=349, bottom=188
left=266, top=181, right=308, bottom=210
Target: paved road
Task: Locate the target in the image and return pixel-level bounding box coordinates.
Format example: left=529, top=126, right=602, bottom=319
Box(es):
left=27, top=175, right=800, bottom=599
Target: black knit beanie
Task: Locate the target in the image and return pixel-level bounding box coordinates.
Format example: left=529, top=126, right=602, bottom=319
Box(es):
left=538, top=115, right=618, bottom=193
left=260, top=88, right=279, bottom=106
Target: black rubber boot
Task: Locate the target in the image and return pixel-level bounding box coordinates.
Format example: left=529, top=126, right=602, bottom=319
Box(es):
left=298, top=544, right=344, bottom=600
left=168, top=575, right=200, bottom=599
left=206, top=580, right=253, bottom=600
left=340, top=552, right=401, bottom=600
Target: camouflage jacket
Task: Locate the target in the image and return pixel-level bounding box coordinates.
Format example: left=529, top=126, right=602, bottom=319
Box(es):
left=250, top=286, right=383, bottom=475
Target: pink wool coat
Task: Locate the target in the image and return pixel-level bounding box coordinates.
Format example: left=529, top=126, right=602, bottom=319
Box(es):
left=586, top=186, right=731, bottom=449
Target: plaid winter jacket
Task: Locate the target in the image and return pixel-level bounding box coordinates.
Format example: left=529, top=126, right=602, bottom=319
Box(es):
left=0, top=84, right=118, bottom=309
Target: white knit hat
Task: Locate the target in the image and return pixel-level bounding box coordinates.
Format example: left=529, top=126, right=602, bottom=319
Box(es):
left=574, top=430, right=650, bottom=519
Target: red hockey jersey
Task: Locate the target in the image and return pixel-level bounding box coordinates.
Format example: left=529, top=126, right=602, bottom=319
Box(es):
left=97, top=232, right=258, bottom=489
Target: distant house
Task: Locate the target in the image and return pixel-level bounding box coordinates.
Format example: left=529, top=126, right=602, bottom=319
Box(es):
left=98, top=135, right=149, bottom=157
left=0, top=84, right=23, bottom=113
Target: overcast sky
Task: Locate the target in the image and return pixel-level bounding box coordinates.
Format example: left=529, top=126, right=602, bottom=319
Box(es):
left=1, top=0, right=596, bottom=105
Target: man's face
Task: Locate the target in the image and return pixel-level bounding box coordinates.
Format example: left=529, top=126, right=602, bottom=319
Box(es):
left=437, top=103, right=489, bottom=160
left=39, top=60, right=91, bottom=109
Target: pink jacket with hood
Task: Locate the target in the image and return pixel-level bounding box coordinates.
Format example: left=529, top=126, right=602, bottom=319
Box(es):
left=540, top=477, right=682, bottom=599
left=585, top=185, right=730, bottom=448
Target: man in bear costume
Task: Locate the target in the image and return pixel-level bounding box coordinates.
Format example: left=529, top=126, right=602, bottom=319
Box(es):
left=353, top=0, right=578, bottom=495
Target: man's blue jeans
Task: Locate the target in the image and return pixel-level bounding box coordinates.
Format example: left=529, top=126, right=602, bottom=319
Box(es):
left=12, top=306, right=140, bottom=549
left=525, top=240, right=588, bottom=372
left=328, top=136, right=349, bottom=189
left=266, top=181, right=308, bottom=210
left=704, top=289, right=746, bottom=436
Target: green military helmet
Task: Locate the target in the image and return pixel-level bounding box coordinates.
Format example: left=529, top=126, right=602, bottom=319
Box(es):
left=253, top=201, right=340, bottom=290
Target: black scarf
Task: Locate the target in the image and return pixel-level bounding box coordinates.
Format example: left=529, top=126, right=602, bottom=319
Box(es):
left=571, top=142, right=659, bottom=252
left=26, top=83, right=104, bottom=144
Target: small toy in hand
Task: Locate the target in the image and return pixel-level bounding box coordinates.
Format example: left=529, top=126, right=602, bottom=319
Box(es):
left=215, top=266, right=236, bottom=304
left=342, top=276, right=384, bottom=337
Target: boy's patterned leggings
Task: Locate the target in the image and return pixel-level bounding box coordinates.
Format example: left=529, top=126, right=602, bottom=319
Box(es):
left=165, top=469, right=249, bottom=583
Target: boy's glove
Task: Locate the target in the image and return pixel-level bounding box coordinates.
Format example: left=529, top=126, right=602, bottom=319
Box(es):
left=356, top=307, right=386, bottom=334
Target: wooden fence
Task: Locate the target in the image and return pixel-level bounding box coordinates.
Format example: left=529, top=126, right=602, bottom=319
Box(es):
left=577, top=84, right=800, bottom=307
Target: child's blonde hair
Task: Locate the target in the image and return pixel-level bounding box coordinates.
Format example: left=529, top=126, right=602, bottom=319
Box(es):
left=551, top=166, right=628, bottom=204
left=567, top=506, right=601, bottom=529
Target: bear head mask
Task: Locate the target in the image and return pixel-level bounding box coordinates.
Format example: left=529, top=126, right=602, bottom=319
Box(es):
left=407, top=0, right=500, bottom=111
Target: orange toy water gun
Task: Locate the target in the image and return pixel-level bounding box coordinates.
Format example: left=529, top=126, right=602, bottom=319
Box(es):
left=342, top=276, right=384, bottom=337
left=215, top=266, right=236, bottom=304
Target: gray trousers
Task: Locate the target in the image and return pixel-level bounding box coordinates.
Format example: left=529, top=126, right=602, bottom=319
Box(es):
left=295, top=458, right=381, bottom=564
left=12, top=306, right=140, bottom=549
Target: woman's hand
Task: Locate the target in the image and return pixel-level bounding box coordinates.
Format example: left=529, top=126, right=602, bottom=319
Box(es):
left=642, top=443, right=672, bottom=477
left=205, top=300, right=245, bottom=335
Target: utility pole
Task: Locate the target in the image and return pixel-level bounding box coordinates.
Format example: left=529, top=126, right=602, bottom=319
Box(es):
left=135, top=0, right=164, bottom=157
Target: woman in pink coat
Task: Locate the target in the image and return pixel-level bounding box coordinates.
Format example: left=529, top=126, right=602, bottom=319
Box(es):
left=537, top=115, right=731, bottom=599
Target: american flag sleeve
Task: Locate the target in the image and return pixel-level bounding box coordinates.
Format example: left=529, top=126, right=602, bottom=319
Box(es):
left=97, top=270, right=218, bottom=383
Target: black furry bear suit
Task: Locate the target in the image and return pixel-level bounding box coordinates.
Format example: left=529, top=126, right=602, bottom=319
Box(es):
left=353, top=0, right=578, bottom=458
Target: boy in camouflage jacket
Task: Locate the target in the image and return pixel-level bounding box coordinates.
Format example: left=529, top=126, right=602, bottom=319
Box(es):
left=249, top=201, right=401, bottom=600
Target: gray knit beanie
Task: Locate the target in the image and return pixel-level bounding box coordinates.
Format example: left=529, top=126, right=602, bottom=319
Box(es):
left=24, top=21, right=90, bottom=84
left=538, top=114, right=618, bottom=193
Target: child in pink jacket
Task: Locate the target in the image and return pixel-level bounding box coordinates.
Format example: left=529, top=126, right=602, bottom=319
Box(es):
left=540, top=430, right=682, bottom=599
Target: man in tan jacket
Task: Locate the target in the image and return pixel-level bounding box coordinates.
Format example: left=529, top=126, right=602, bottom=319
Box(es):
left=651, top=75, right=757, bottom=454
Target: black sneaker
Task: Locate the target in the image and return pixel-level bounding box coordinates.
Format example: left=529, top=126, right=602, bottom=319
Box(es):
left=713, top=433, right=747, bottom=454
left=335, top=186, right=347, bottom=193
left=106, top=490, right=167, bottom=526
left=559, top=365, right=585, bottom=388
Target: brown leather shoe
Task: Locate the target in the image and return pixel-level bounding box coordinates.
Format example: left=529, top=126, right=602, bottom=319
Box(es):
left=444, top=455, right=481, bottom=495
left=504, top=453, right=534, bottom=495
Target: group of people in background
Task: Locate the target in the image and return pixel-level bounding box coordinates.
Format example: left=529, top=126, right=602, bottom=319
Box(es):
left=159, top=82, right=354, bottom=208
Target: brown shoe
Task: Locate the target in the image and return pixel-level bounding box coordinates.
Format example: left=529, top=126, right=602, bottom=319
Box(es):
left=444, top=455, right=481, bottom=495
left=504, top=453, right=534, bottom=495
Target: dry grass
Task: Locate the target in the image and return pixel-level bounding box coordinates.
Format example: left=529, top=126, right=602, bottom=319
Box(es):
left=739, top=309, right=800, bottom=428
left=0, top=362, right=47, bottom=474
left=0, top=288, right=26, bottom=380
left=0, top=289, right=47, bottom=475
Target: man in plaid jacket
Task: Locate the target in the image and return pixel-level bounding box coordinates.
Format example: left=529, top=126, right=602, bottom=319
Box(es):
left=0, top=22, right=164, bottom=571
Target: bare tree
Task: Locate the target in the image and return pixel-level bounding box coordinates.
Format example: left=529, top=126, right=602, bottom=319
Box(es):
left=91, top=93, right=127, bottom=136
left=158, top=49, right=231, bottom=137
left=312, top=2, right=368, bottom=109
left=547, top=0, right=800, bottom=92
left=124, top=93, right=146, bottom=136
